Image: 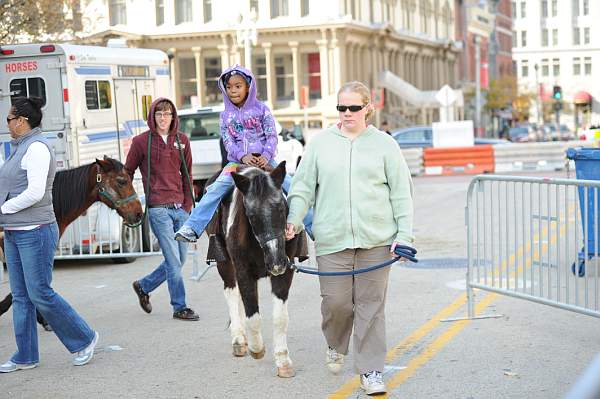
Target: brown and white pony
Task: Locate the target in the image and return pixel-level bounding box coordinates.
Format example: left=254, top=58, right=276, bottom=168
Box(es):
left=207, top=162, right=307, bottom=378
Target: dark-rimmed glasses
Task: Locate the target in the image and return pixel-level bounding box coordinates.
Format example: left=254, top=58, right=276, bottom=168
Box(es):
left=336, top=105, right=365, bottom=112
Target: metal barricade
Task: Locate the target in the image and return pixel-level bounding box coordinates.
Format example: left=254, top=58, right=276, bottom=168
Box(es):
left=466, top=175, right=600, bottom=319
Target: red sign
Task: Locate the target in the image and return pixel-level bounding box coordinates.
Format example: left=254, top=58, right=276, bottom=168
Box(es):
left=4, top=61, right=38, bottom=73
left=299, top=85, right=309, bottom=108
left=480, top=62, right=489, bottom=89
left=371, top=88, right=384, bottom=109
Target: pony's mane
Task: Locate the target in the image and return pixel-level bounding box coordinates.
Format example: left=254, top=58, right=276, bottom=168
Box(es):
left=52, top=158, right=124, bottom=221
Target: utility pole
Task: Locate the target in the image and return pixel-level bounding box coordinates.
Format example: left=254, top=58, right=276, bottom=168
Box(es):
left=534, top=63, right=541, bottom=125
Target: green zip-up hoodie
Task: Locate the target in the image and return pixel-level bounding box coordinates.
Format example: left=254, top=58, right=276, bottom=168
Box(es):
left=287, top=124, right=414, bottom=256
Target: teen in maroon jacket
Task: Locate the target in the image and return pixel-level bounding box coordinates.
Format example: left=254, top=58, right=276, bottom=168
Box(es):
left=125, top=97, right=199, bottom=321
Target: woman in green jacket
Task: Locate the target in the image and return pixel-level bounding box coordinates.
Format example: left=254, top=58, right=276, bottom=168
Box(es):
left=285, top=81, right=414, bottom=396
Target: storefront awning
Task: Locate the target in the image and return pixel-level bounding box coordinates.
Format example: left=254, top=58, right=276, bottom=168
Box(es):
left=574, top=90, right=593, bottom=105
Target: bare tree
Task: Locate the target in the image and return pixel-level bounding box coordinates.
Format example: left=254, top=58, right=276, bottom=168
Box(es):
left=0, top=0, right=81, bottom=43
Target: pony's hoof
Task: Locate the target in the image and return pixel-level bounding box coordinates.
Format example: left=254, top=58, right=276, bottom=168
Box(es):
left=249, top=347, right=266, bottom=359
left=232, top=343, right=248, bottom=357
left=277, top=365, right=295, bottom=378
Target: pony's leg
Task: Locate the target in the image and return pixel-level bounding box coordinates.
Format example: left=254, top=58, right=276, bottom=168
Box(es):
left=237, top=273, right=264, bottom=359
left=217, top=261, right=247, bottom=357
left=271, top=269, right=295, bottom=377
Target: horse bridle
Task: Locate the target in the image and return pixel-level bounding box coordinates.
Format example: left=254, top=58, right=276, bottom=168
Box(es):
left=95, top=164, right=142, bottom=227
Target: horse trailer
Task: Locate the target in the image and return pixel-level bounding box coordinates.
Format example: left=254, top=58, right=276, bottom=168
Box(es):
left=0, top=43, right=171, bottom=261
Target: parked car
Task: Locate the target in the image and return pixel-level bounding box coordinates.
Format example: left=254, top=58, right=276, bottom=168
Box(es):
left=391, top=126, right=511, bottom=148
left=178, top=105, right=304, bottom=196
left=508, top=127, right=531, bottom=142
left=542, top=124, right=574, bottom=141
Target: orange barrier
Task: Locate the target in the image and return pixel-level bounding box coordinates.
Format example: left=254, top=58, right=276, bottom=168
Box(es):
left=423, top=145, right=495, bottom=175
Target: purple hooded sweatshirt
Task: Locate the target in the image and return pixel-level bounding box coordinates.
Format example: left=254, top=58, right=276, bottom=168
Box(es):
left=218, top=65, right=277, bottom=163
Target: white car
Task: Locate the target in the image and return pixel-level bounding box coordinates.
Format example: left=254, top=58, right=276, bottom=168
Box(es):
left=178, top=105, right=304, bottom=185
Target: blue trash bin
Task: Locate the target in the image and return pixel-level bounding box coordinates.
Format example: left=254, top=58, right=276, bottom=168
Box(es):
left=566, top=147, right=600, bottom=276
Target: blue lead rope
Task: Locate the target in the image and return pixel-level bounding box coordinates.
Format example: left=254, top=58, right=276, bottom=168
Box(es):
left=291, top=245, right=418, bottom=277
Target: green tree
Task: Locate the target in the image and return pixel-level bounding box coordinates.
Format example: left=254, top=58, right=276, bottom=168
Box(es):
left=485, top=76, right=517, bottom=112
left=0, top=0, right=81, bottom=43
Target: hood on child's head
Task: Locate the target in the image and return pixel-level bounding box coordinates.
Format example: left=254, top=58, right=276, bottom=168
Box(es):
left=147, top=97, right=179, bottom=135
left=218, top=65, right=258, bottom=110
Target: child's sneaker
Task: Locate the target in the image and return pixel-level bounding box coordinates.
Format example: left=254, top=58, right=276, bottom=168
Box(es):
left=325, top=347, right=344, bottom=374
left=174, top=226, right=198, bottom=242
left=360, top=371, right=386, bottom=395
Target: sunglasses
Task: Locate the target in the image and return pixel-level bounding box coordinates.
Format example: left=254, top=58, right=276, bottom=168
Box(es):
left=336, top=104, right=365, bottom=112
left=6, top=115, right=23, bottom=123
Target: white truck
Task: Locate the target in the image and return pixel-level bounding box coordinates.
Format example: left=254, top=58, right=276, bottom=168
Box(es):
left=0, top=43, right=171, bottom=261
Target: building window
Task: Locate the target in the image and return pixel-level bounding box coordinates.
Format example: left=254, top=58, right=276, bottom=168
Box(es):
left=584, top=57, right=592, bottom=75
left=573, top=0, right=579, bottom=16
left=155, top=0, right=164, bottom=26
left=521, top=31, right=527, bottom=47
left=521, top=60, right=528, bottom=77
left=511, top=1, right=516, bottom=18
left=552, top=58, right=560, bottom=76
left=303, top=53, right=321, bottom=99
left=512, top=60, right=517, bottom=75
left=551, top=0, right=557, bottom=16
left=175, top=0, right=192, bottom=24
left=573, top=27, right=580, bottom=45
left=274, top=55, right=293, bottom=101
left=271, top=0, right=289, bottom=18
left=85, top=80, right=112, bottom=110
left=584, top=27, right=590, bottom=44
left=250, top=0, right=259, bottom=14
left=541, top=29, right=548, bottom=46
left=541, top=59, right=549, bottom=76
left=253, top=56, right=268, bottom=101
left=512, top=30, right=517, bottom=47
left=109, top=0, right=126, bottom=25
left=301, top=0, right=309, bottom=16
left=541, top=0, right=548, bottom=17
left=552, top=29, right=558, bottom=46
left=204, top=0, right=212, bottom=23
left=583, top=0, right=589, bottom=15
left=520, top=2, right=526, bottom=18
left=178, top=57, right=196, bottom=107
left=573, top=57, right=581, bottom=75
left=204, top=57, right=222, bottom=104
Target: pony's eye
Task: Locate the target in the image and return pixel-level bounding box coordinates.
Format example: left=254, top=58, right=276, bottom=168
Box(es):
left=116, top=177, right=127, bottom=186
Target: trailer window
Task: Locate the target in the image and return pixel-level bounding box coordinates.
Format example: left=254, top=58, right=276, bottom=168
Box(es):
left=85, top=80, right=112, bottom=110
left=9, top=78, right=47, bottom=106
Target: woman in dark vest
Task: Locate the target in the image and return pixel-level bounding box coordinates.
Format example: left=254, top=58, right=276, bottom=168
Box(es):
left=0, top=97, right=99, bottom=373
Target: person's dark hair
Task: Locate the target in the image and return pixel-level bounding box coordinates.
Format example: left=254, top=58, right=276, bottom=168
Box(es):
left=11, top=96, right=44, bottom=128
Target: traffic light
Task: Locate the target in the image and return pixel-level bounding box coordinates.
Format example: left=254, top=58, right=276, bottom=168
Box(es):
left=553, top=85, right=562, bottom=100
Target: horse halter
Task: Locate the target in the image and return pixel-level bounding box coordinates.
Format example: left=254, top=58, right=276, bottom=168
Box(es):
left=95, top=164, right=141, bottom=226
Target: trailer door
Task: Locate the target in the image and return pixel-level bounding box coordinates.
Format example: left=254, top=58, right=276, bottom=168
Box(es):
left=0, top=55, right=66, bottom=133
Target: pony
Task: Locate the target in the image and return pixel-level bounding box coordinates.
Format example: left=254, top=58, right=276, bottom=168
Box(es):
left=0, top=156, right=144, bottom=324
left=207, top=161, right=308, bottom=378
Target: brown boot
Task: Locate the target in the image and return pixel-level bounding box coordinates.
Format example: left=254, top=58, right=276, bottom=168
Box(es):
left=132, top=281, right=152, bottom=313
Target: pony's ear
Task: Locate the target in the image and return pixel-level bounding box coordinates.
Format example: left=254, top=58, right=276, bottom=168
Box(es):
left=95, top=157, right=112, bottom=172
left=232, top=172, right=251, bottom=195
left=270, top=161, right=286, bottom=189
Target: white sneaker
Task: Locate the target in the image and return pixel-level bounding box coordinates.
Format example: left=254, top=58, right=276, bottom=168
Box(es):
left=73, top=331, right=99, bottom=366
left=360, top=371, right=387, bottom=395
left=0, top=360, right=38, bottom=373
left=326, top=347, right=344, bottom=374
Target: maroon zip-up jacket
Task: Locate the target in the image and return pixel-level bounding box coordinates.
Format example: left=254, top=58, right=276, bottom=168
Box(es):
left=125, top=98, right=193, bottom=213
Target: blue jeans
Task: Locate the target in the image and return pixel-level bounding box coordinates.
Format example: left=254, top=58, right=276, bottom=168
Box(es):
left=184, top=161, right=313, bottom=237
left=139, top=207, right=189, bottom=312
left=5, top=223, right=95, bottom=364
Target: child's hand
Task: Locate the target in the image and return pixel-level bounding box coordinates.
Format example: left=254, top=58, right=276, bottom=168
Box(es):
left=255, top=156, right=268, bottom=168
left=241, top=154, right=256, bottom=165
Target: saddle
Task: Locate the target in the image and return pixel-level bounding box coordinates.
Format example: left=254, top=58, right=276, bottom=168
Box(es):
left=203, top=166, right=309, bottom=265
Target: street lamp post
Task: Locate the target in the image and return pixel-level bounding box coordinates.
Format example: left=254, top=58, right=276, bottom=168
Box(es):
left=474, top=34, right=482, bottom=137
left=534, top=63, right=541, bottom=125
left=236, top=8, right=257, bottom=71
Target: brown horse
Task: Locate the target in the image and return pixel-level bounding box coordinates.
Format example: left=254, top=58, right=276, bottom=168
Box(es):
left=0, top=156, right=144, bottom=323
left=207, top=162, right=308, bottom=378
